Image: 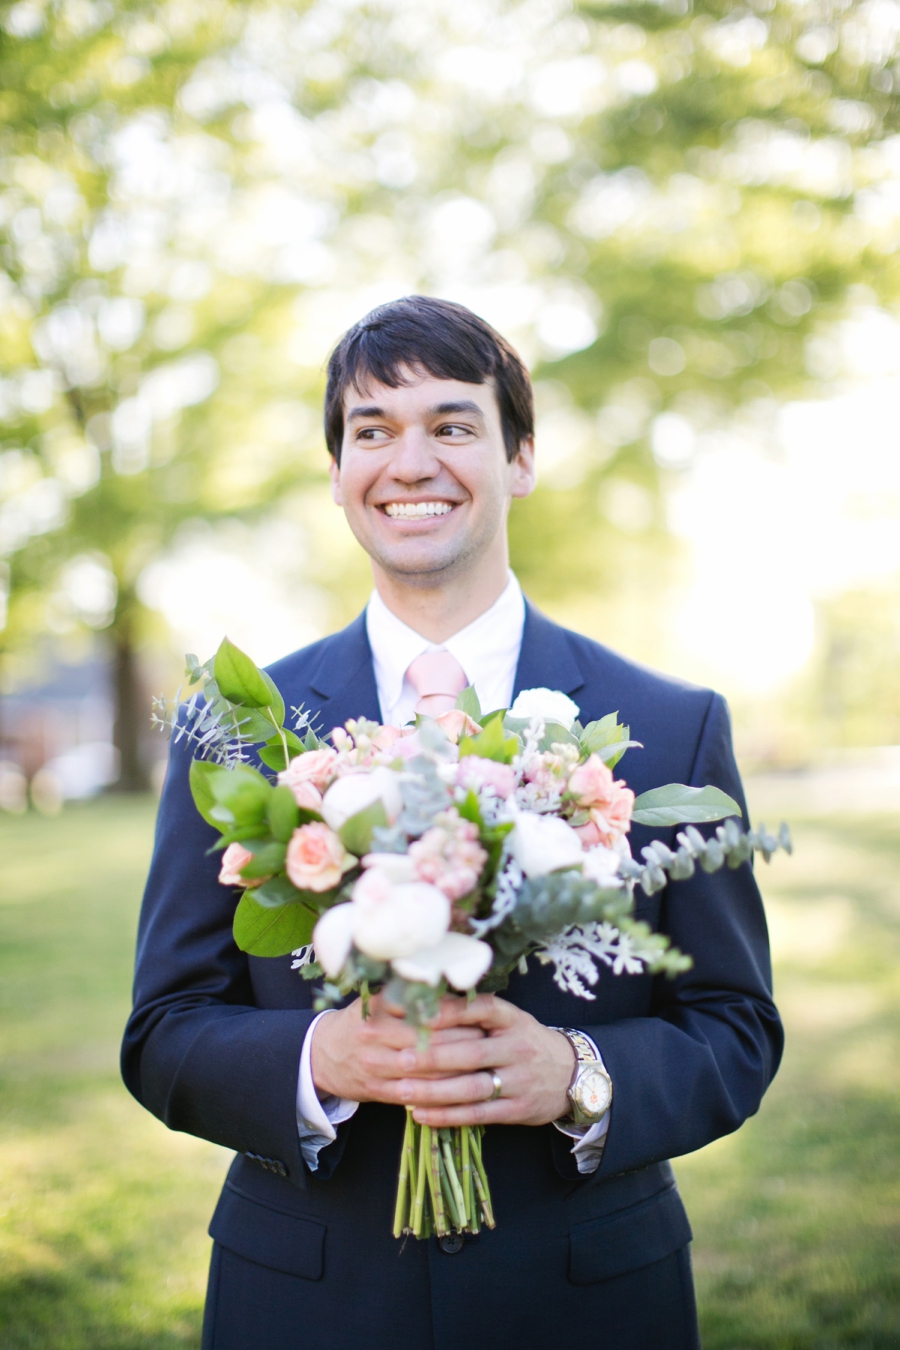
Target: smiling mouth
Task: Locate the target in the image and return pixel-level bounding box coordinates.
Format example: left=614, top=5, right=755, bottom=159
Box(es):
left=382, top=501, right=456, bottom=518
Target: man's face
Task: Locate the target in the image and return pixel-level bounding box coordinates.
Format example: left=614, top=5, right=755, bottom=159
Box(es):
left=329, top=368, right=535, bottom=585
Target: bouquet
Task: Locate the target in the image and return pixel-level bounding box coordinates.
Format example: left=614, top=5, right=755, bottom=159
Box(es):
left=156, top=637, right=790, bottom=1241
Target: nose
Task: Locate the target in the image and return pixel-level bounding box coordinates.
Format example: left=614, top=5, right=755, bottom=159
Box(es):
left=387, top=426, right=442, bottom=485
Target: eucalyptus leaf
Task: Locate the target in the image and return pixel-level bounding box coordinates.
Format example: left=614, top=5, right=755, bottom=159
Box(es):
left=214, top=636, right=273, bottom=709
left=455, top=685, right=482, bottom=720
left=538, top=721, right=580, bottom=751
left=233, top=892, right=318, bottom=957
left=631, top=783, right=741, bottom=828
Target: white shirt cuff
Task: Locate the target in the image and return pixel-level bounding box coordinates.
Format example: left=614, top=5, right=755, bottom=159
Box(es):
left=296, top=1009, right=360, bottom=1171
left=551, top=1031, right=611, bottom=1175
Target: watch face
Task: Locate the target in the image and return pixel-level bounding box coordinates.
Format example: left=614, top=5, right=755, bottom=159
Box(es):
left=573, top=1067, right=612, bottom=1119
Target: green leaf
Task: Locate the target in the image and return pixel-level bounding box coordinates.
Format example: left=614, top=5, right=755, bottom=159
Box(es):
left=258, top=729, right=304, bottom=772
left=253, top=874, right=306, bottom=908
left=338, top=799, right=388, bottom=856
left=455, top=685, right=482, bottom=719
left=538, top=720, right=580, bottom=751
left=260, top=670, right=285, bottom=726
left=267, top=784, right=300, bottom=842
left=459, top=714, right=519, bottom=764
left=214, top=637, right=273, bottom=709
left=234, top=708, right=279, bottom=743
left=631, top=784, right=742, bottom=828
left=455, top=789, right=484, bottom=829
left=580, top=713, right=640, bottom=770
left=210, top=764, right=272, bottom=826
left=189, top=759, right=224, bottom=830
left=232, top=892, right=318, bottom=957
left=239, top=841, right=287, bottom=879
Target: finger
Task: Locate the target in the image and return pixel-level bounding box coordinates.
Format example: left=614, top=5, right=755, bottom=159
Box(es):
left=430, top=994, right=516, bottom=1032
left=397, top=1033, right=514, bottom=1076
left=411, top=1098, right=525, bottom=1127
left=395, top=1070, right=497, bottom=1107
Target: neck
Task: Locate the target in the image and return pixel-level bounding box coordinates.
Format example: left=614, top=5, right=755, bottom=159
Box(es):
left=371, top=549, right=511, bottom=643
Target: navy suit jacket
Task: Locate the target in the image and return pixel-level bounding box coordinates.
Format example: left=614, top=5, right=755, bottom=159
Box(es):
left=122, top=604, right=782, bottom=1350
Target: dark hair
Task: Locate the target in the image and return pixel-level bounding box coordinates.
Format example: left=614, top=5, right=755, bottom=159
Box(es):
left=324, top=295, right=534, bottom=464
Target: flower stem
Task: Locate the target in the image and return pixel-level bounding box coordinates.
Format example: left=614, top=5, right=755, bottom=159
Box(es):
left=412, top=1119, right=428, bottom=1237
left=393, top=1110, right=412, bottom=1238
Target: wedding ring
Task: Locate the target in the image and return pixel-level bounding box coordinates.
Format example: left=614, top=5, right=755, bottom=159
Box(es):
left=488, top=1070, right=503, bottom=1102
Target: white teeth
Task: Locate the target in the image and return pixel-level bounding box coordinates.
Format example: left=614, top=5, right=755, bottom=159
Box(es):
left=384, top=501, right=454, bottom=518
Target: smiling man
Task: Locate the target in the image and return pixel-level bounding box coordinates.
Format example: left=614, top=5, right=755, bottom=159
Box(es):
left=123, top=296, right=783, bottom=1350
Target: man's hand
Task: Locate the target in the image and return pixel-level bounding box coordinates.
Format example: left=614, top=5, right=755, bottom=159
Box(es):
left=311, top=992, right=576, bottom=1128
left=310, top=992, right=486, bottom=1104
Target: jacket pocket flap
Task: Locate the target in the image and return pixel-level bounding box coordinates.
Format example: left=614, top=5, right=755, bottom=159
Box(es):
left=210, top=1185, right=325, bottom=1281
left=569, top=1185, right=692, bottom=1285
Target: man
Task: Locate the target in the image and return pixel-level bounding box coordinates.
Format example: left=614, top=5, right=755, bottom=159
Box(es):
left=123, top=295, right=783, bottom=1350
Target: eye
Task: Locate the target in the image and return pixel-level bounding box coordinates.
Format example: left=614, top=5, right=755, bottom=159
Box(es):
left=356, top=426, right=390, bottom=442
left=435, top=423, right=474, bottom=439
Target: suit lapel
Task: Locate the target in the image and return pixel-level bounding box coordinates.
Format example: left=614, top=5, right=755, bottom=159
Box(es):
left=305, top=613, right=381, bottom=734
left=513, top=601, right=585, bottom=702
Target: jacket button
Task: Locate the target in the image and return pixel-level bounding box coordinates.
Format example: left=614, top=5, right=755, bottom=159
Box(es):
left=438, top=1233, right=464, bottom=1254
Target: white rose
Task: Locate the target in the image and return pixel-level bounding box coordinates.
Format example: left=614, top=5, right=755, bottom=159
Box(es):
left=352, top=880, right=450, bottom=961
left=321, top=767, right=403, bottom=833
left=313, top=903, right=358, bottom=978
left=507, top=811, right=585, bottom=877
left=581, top=845, right=624, bottom=889
left=393, top=932, right=493, bottom=991
left=509, top=687, right=580, bottom=730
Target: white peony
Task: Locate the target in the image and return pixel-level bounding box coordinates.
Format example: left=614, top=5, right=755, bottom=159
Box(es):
left=313, top=903, right=358, bottom=978
left=393, top=931, right=493, bottom=991
left=581, top=845, right=624, bottom=889
left=352, top=877, right=450, bottom=961
left=509, top=687, right=580, bottom=730
left=507, top=811, right=585, bottom=877
left=361, top=852, right=417, bottom=884
left=321, top=767, right=403, bottom=833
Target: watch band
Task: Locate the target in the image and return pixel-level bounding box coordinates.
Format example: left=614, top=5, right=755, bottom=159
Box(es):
left=550, top=1027, right=599, bottom=1072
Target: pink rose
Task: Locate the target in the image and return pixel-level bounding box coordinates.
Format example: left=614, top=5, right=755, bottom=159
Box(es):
left=278, top=748, right=339, bottom=800
left=567, top=755, right=634, bottom=845
left=285, top=822, right=353, bottom=892
left=456, top=755, right=516, bottom=799
left=433, top=709, right=481, bottom=744
left=218, top=841, right=264, bottom=888
left=371, top=725, right=411, bottom=751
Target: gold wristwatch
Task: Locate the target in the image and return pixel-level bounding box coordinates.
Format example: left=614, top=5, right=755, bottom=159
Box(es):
left=550, top=1027, right=613, bottom=1126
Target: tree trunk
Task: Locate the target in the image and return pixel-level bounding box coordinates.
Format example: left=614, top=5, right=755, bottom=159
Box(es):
left=111, top=605, right=150, bottom=792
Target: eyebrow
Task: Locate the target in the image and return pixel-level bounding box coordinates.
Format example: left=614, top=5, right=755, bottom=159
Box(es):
left=346, top=400, right=486, bottom=422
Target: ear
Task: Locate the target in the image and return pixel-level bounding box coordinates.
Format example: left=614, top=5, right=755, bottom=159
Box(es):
left=510, top=436, right=536, bottom=500
left=328, top=456, right=342, bottom=505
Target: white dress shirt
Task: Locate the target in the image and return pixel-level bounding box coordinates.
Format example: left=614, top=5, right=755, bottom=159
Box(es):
left=296, top=573, right=611, bottom=1175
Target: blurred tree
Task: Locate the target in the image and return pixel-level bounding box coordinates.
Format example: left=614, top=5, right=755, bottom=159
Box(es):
left=1, top=0, right=898, bottom=784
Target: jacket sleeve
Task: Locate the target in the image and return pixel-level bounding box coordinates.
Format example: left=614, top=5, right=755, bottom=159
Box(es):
left=120, top=727, right=319, bottom=1189
left=577, top=693, right=784, bottom=1178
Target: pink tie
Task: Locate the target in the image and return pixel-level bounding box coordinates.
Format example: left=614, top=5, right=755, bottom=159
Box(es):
left=406, top=650, right=468, bottom=717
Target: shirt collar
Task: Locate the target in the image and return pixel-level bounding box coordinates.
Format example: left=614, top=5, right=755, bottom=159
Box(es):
left=365, top=573, right=525, bottom=715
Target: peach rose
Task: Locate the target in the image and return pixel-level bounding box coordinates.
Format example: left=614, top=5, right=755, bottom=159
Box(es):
left=371, top=725, right=412, bottom=752
left=568, top=754, right=634, bottom=846
left=218, top=841, right=264, bottom=888
left=285, top=821, right=353, bottom=892
left=279, top=748, right=339, bottom=798
left=292, top=780, right=325, bottom=813
left=433, top=709, right=481, bottom=744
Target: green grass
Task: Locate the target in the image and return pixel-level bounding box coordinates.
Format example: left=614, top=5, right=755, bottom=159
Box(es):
left=0, top=799, right=898, bottom=1347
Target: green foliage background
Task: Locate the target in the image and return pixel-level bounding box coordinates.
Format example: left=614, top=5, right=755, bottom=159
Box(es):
left=1, top=0, right=899, bottom=776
